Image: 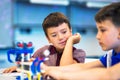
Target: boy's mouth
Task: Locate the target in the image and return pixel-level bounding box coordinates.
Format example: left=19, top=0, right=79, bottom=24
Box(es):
left=99, top=42, right=104, bottom=47
left=59, top=41, right=66, bottom=45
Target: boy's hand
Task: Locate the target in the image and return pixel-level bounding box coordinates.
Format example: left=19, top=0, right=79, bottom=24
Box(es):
left=3, top=66, right=17, bottom=73
left=41, top=63, right=62, bottom=80
left=70, top=33, right=81, bottom=44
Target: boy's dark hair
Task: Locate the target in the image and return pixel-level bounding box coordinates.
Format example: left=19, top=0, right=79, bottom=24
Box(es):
left=42, top=12, right=71, bottom=37
left=95, top=2, right=120, bottom=27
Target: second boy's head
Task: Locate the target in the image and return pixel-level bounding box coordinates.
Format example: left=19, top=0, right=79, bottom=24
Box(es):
left=42, top=12, right=72, bottom=52
left=95, top=2, right=120, bottom=52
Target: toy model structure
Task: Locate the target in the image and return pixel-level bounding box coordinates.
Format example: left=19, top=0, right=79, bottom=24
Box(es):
left=7, top=41, right=50, bottom=80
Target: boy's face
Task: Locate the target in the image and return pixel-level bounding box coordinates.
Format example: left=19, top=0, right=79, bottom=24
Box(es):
left=46, top=23, right=72, bottom=52
left=96, top=20, right=120, bottom=52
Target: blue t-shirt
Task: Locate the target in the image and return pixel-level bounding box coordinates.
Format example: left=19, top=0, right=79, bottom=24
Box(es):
left=100, top=50, right=120, bottom=67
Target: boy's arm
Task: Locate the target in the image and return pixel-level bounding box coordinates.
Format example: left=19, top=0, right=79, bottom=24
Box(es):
left=60, top=63, right=120, bottom=80
left=60, top=33, right=80, bottom=66
left=41, top=60, right=104, bottom=73
left=108, top=62, right=120, bottom=80
left=59, top=67, right=109, bottom=80
left=59, top=60, right=103, bottom=72
left=41, top=61, right=105, bottom=80
left=44, top=63, right=120, bottom=80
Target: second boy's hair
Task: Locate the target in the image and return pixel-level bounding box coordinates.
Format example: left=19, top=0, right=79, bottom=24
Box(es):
left=42, top=12, right=71, bottom=37
left=95, top=2, right=120, bottom=27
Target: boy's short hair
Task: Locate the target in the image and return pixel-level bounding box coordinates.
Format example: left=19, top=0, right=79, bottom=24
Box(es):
left=95, top=2, right=120, bottom=27
left=42, top=12, right=71, bottom=37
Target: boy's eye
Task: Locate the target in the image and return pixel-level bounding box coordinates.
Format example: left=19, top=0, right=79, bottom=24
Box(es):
left=100, top=29, right=106, bottom=32
left=62, top=30, right=67, bottom=34
left=51, top=34, right=57, bottom=37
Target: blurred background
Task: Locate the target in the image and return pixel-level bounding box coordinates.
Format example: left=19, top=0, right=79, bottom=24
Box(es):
left=0, top=0, right=119, bottom=68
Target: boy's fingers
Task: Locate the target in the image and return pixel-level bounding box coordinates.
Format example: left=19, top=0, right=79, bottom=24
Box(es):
left=3, top=69, right=11, bottom=73
left=72, top=33, right=81, bottom=44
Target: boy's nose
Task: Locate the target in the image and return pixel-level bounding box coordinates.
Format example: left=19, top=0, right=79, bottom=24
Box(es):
left=58, top=34, right=63, bottom=40
left=96, top=33, right=100, bottom=40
